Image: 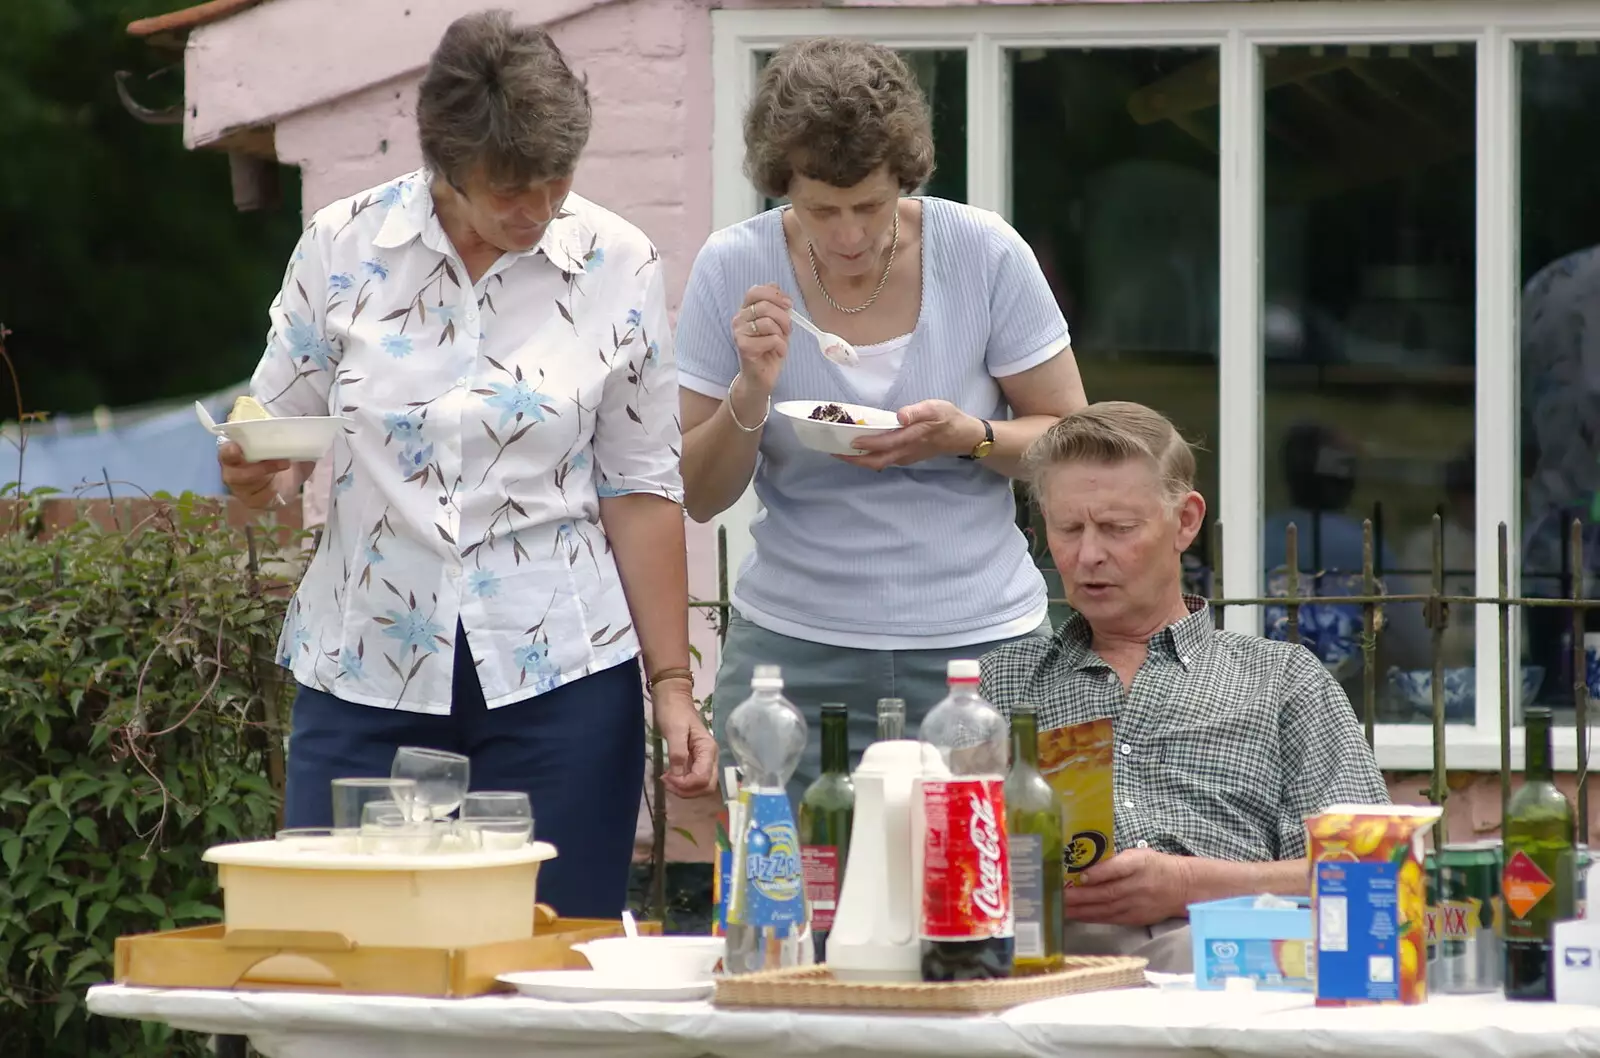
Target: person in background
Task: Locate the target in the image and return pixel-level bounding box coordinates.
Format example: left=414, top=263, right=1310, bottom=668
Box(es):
left=981, top=402, right=1388, bottom=971
left=216, top=10, right=715, bottom=918
left=674, top=37, right=1086, bottom=800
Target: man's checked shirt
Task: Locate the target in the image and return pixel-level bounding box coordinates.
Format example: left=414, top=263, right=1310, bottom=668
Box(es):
left=980, top=597, right=1388, bottom=862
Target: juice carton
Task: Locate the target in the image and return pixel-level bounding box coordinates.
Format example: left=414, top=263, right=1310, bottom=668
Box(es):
left=1037, top=717, right=1116, bottom=885
left=1307, top=804, right=1443, bottom=1006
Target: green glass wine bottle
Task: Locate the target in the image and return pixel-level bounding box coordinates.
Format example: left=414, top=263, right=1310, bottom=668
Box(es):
left=1005, top=701, right=1064, bottom=975
left=1503, top=705, right=1575, bottom=1001
left=799, top=703, right=854, bottom=964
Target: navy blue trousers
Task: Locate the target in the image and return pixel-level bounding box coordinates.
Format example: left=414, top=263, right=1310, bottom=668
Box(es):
left=284, top=623, right=645, bottom=919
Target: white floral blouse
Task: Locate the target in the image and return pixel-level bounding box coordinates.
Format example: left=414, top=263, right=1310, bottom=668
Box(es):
left=253, top=169, right=682, bottom=714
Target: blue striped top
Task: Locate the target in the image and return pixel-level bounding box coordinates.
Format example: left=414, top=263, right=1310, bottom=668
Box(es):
left=676, top=198, right=1069, bottom=644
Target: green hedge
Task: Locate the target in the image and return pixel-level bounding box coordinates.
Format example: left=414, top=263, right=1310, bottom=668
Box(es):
left=0, top=493, right=297, bottom=1056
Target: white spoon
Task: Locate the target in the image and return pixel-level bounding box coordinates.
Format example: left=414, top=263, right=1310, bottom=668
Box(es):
left=621, top=908, right=639, bottom=939
left=789, top=310, right=861, bottom=368
left=194, top=400, right=223, bottom=436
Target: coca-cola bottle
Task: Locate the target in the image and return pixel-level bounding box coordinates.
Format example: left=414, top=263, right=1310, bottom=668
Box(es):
left=918, top=659, right=1014, bottom=981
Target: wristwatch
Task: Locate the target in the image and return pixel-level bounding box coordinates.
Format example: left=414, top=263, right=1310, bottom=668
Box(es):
left=961, top=419, right=995, bottom=461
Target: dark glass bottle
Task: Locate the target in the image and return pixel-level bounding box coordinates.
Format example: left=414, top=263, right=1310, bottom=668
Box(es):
left=1503, top=706, right=1576, bottom=1001
left=1004, top=701, right=1065, bottom=975
left=798, top=703, right=854, bottom=963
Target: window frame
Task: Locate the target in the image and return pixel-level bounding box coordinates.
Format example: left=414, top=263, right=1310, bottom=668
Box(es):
left=709, top=0, right=1600, bottom=770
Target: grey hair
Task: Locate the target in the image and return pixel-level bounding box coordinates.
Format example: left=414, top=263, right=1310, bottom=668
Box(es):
left=1022, top=402, right=1198, bottom=509
left=416, top=10, right=591, bottom=191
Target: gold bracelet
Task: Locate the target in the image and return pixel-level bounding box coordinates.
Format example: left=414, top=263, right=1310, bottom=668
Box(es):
left=648, top=666, right=694, bottom=689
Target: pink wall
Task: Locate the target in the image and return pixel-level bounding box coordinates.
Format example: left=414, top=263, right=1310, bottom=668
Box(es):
left=186, top=0, right=723, bottom=861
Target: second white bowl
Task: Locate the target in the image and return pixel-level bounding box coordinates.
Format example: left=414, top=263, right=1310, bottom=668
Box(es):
left=570, top=935, right=724, bottom=983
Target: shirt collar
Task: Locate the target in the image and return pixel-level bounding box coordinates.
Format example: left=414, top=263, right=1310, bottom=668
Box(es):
left=370, top=169, right=589, bottom=275
left=1058, top=594, right=1214, bottom=673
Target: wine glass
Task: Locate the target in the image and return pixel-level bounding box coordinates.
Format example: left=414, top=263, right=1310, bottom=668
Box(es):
left=390, top=746, right=470, bottom=821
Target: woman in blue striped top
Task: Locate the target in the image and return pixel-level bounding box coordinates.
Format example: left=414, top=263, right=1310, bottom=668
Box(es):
left=676, top=37, right=1087, bottom=797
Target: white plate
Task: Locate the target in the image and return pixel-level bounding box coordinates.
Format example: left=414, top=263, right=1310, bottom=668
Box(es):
left=774, top=400, right=900, bottom=457
left=496, top=970, right=714, bottom=1002
left=196, top=402, right=351, bottom=461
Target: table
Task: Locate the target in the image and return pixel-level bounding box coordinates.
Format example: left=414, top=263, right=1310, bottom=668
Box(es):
left=87, top=977, right=1600, bottom=1058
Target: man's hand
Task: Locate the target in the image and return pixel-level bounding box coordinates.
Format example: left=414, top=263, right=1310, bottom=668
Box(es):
left=652, top=680, right=717, bottom=797
left=838, top=399, right=985, bottom=471
left=1064, top=848, right=1194, bottom=926
left=217, top=440, right=289, bottom=510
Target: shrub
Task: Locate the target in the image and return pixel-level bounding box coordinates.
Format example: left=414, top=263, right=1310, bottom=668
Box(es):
left=0, top=491, right=299, bottom=1056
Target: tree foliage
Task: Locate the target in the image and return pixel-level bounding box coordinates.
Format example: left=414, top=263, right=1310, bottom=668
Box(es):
left=0, top=0, right=303, bottom=417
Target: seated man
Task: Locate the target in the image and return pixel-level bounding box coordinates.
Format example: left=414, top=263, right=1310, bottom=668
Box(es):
left=980, top=400, right=1389, bottom=972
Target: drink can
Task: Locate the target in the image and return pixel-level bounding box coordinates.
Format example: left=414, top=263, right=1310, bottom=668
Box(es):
left=1427, top=840, right=1502, bottom=993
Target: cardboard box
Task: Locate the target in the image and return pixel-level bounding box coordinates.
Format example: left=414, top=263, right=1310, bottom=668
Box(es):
left=1189, top=896, right=1313, bottom=992
left=1307, top=804, right=1442, bottom=1007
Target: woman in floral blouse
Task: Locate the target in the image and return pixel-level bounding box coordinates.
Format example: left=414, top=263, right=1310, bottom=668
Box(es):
left=217, top=11, right=716, bottom=917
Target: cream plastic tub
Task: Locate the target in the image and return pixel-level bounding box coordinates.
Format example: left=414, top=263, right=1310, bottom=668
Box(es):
left=204, top=838, right=557, bottom=949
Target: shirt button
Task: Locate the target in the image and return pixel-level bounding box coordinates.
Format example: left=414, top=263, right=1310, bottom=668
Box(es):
left=1137, top=840, right=1149, bottom=849
left=1120, top=744, right=1132, bottom=756
left=1123, top=800, right=1134, bottom=809
left=1106, top=672, right=1118, bottom=686
left=455, top=376, right=467, bottom=387
left=467, top=311, right=478, bottom=322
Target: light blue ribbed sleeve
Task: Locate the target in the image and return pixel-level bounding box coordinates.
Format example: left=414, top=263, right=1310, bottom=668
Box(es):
left=982, top=218, right=1072, bottom=376
left=674, top=238, right=741, bottom=394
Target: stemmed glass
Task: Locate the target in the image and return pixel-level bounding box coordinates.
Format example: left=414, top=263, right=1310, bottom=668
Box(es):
left=390, top=746, right=470, bottom=822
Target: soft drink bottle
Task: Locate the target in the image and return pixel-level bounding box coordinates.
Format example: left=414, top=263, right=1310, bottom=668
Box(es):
left=724, top=665, right=811, bottom=974
left=918, top=659, right=1014, bottom=981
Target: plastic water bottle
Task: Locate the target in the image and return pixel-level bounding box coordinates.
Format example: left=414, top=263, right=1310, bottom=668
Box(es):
left=724, top=664, right=812, bottom=974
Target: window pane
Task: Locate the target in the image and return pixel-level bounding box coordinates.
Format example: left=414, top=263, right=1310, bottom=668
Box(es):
left=1519, top=42, right=1600, bottom=725
left=1259, top=45, right=1476, bottom=723
left=755, top=49, right=967, bottom=210
left=1009, top=47, right=1222, bottom=613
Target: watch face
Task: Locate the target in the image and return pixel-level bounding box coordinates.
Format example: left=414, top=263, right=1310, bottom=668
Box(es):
left=974, top=440, right=995, bottom=458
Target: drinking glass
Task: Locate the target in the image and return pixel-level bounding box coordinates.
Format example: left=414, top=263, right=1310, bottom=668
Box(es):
left=275, top=826, right=355, bottom=853
left=331, top=776, right=418, bottom=832
left=390, top=747, right=470, bottom=821
left=459, top=790, right=534, bottom=850
left=359, top=799, right=436, bottom=855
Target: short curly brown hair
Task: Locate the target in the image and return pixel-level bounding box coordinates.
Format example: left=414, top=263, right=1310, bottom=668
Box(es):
left=743, top=38, right=935, bottom=199
left=416, top=10, right=591, bottom=191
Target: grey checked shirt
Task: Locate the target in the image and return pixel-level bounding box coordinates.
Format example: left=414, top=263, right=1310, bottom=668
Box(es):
left=980, top=597, right=1388, bottom=862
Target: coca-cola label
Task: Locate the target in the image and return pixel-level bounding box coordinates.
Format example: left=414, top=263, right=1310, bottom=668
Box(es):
left=921, top=778, right=1013, bottom=941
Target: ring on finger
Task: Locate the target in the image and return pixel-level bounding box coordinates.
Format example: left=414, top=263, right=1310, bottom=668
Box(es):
left=746, top=304, right=756, bottom=322
left=748, top=319, right=759, bottom=336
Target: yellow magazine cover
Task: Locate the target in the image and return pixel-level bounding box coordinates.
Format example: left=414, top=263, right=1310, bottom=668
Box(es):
left=1036, top=717, right=1116, bottom=886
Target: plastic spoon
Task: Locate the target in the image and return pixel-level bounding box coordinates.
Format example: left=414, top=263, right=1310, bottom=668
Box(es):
left=194, top=401, right=223, bottom=436
left=621, top=908, right=639, bottom=939
left=789, top=310, right=861, bottom=368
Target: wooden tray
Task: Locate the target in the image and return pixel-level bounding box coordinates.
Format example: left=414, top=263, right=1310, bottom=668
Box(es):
left=114, top=909, right=660, bottom=998
left=713, top=957, right=1148, bottom=1013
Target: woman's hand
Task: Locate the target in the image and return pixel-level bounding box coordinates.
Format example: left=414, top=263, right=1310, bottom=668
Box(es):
left=839, top=399, right=987, bottom=471
left=217, top=440, right=290, bottom=509
left=652, top=679, right=718, bottom=797
left=730, top=284, right=792, bottom=402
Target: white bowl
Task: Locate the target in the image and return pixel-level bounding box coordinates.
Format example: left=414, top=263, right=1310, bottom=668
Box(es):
left=217, top=415, right=352, bottom=462
left=570, top=935, right=724, bottom=983
left=774, top=400, right=900, bottom=457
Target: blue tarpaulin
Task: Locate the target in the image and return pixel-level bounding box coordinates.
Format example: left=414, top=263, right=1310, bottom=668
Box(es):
left=5, top=386, right=243, bottom=498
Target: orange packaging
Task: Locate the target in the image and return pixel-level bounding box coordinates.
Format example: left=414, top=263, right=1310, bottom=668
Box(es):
left=1036, top=717, right=1115, bottom=886
left=1306, top=804, right=1442, bottom=1007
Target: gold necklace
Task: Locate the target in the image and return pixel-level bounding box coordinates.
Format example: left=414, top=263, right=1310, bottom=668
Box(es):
left=807, top=207, right=899, bottom=315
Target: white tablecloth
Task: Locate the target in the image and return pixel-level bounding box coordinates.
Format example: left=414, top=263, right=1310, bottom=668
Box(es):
left=86, top=977, right=1600, bottom=1058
